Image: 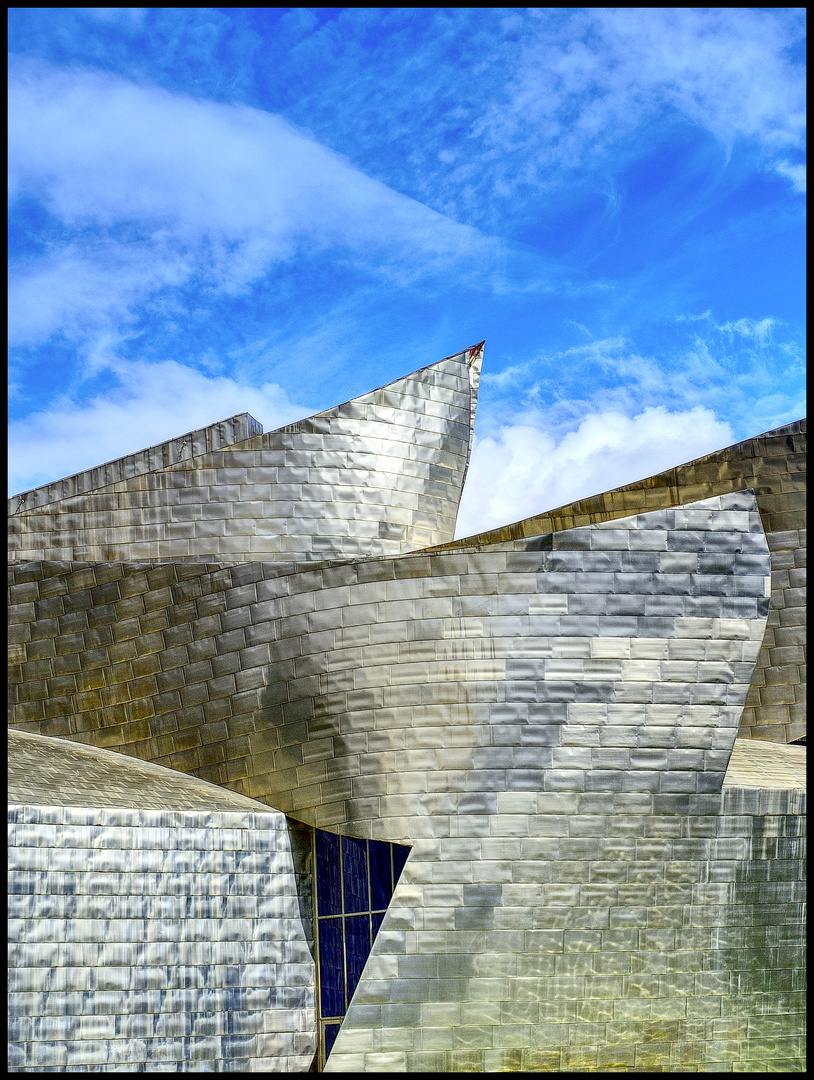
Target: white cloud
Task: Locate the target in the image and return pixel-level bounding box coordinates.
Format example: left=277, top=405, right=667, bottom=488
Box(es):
left=455, top=406, right=734, bottom=538
left=774, top=160, right=806, bottom=194
left=8, top=59, right=496, bottom=347
left=717, top=317, right=777, bottom=344
left=674, top=312, right=780, bottom=344
left=8, top=356, right=312, bottom=496
left=472, top=7, right=806, bottom=205
left=481, top=363, right=532, bottom=390
left=506, top=316, right=804, bottom=445
left=8, top=242, right=193, bottom=347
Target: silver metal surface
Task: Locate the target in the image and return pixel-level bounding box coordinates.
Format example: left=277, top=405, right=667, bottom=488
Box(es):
left=432, top=417, right=807, bottom=746
left=8, top=733, right=316, bottom=1073
left=8, top=346, right=483, bottom=564
left=6, top=344, right=806, bottom=1072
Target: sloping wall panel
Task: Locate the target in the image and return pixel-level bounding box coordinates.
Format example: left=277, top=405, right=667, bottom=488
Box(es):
left=6, top=342, right=806, bottom=1072
left=8, top=347, right=483, bottom=565
left=8, top=731, right=317, bottom=1073
left=438, top=420, right=806, bottom=744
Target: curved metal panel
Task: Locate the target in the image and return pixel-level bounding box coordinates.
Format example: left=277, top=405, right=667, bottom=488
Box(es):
left=8, top=731, right=317, bottom=1073
left=6, top=358, right=806, bottom=1073
left=9, top=493, right=769, bottom=812
left=7, top=345, right=483, bottom=564
left=440, top=418, right=807, bottom=746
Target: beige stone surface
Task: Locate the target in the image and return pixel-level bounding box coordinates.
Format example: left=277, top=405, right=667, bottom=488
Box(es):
left=723, top=737, right=806, bottom=789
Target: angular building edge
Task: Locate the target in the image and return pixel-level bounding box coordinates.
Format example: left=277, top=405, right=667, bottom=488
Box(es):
left=8, top=727, right=318, bottom=1073
left=8, top=345, right=484, bottom=564
left=437, top=418, right=806, bottom=746
left=6, top=351, right=806, bottom=1074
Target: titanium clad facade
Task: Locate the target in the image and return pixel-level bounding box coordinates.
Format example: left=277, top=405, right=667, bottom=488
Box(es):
left=6, top=346, right=806, bottom=1072
left=7, top=345, right=482, bottom=565
left=437, top=419, right=806, bottom=746
left=7, top=495, right=770, bottom=804
left=8, top=731, right=317, bottom=1073
left=327, top=785, right=805, bottom=1073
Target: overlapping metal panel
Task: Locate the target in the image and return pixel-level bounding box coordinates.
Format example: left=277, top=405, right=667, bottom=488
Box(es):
left=7, top=346, right=483, bottom=564
left=8, top=731, right=317, bottom=1073
left=6, top=346, right=806, bottom=1072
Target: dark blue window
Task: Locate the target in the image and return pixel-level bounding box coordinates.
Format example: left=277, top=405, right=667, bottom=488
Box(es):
left=316, top=830, right=342, bottom=917
left=344, top=913, right=371, bottom=1000
left=341, top=836, right=369, bottom=913
left=313, top=828, right=411, bottom=1066
left=393, top=841, right=409, bottom=883
left=324, top=1023, right=341, bottom=1057
left=317, top=916, right=344, bottom=1018
left=369, top=838, right=393, bottom=910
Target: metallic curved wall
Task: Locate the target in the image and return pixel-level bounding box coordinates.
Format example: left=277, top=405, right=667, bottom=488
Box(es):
left=8, top=730, right=317, bottom=1073
left=327, top=785, right=805, bottom=1073
left=440, top=419, right=806, bottom=746
left=6, top=345, right=806, bottom=1072
left=7, top=494, right=768, bottom=805
left=9, top=493, right=806, bottom=1070
left=7, top=345, right=483, bottom=565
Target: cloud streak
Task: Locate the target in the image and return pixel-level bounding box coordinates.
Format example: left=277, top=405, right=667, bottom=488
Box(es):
left=7, top=12, right=805, bottom=527
left=266, top=7, right=805, bottom=229
left=8, top=59, right=497, bottom=348
left=478, top=314, right=805, bottom=448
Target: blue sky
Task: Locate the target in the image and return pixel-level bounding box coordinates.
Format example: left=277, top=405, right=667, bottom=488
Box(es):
left=8, top=7, right=806, bottom=537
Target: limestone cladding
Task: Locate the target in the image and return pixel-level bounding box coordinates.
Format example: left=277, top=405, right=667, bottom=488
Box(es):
left=7, top=347, right=482, bottom=565
left=8, top=731, right=317, bottom=1073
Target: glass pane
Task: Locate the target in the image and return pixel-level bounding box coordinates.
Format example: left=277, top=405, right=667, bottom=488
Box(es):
left=368, top=838, right=393, bottom=911
left=316, top=830, right=342, bottom=917
left=345, top=913, right=371, bottom=1002
left=392, top=841, right=410, bottom=884
left=371, top=909, right=386, bottom=940
left=324, top=1023, right=341, bottom=1058
left=317, top=917, right=344, bottom=1017
left=342, top=835, right=369, bottom=914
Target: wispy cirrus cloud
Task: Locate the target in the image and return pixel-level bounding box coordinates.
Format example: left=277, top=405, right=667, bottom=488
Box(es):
left=19, top=8, right=801, bottom=231
left=7, top=10, right=805, bottom=532
left=266, top=7, right=806, bottom=228
left=478, top=313, right=805, bottom=444
left=8, top=59, right=498, bottom=349
left=773, top=160, right=806, bottom=193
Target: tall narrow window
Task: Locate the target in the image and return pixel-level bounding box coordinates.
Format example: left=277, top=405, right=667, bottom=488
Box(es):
left=313, top=829, right=410, bottom=1069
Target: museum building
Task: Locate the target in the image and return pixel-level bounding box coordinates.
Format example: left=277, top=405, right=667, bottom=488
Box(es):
left=8, top=344, right=806, bottom=1071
